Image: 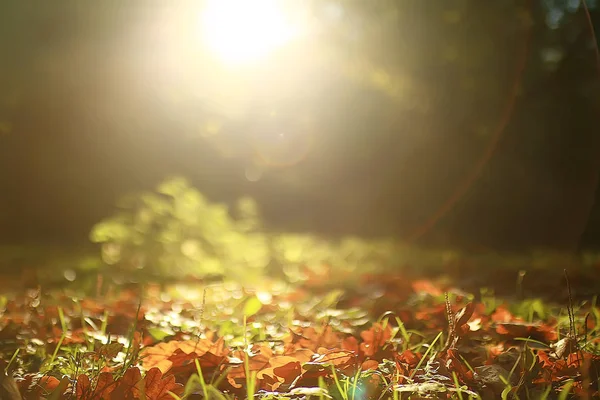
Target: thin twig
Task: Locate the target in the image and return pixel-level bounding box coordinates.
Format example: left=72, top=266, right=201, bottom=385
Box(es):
left=442, top=292, right=454, bottom=352
left=564, top=269, right=575, bottom=338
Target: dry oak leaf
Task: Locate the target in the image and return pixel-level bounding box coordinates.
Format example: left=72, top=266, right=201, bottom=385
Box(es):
left=110, top=367, right=143, bottom=399
left=141, top=337, right=228, bottom=373
left=285, top=326, right=342, bottom=352
left=395, top=349, right=421, bottom=368
left=38, top=375, right=62, bottom=392
left=75, top=374, right=93, bottom=400
left=360, top=323, right=392, bottom=357
left=414, top=304, right=448, bottom=329
left=77, top=374, right=117, bottom=400
left=341, top=336, right=359, bottom=354
left=285, top=348, right=314, bottom=363
left=24, top=375, right=70, bottom=400
left=167, top=348, right=227, bottom=377
left=14, top=374, right=61, bottom=399
left=143, top=367, right=184, bottom=400
left=490, top=305, right=520, bottom=324
left=97, top=343, right=125, bottom=360
left=302, top=349, right=357, bottom=380
left=256, top=356, right=303, bottom=391
left=411, top=280, right=443, bottom=297
left=495, top=322, right=557, bottom=343
left=0, top=372, right=21, bottom=400
left=314, top=349, right=357, bottom=372
left=361, top=359, right=379, bottom=371
left=227, top=345, right=274, bottom=389
left=95, top=372, right=116, bottom=399
left=454, top=302, right=475, bottom=328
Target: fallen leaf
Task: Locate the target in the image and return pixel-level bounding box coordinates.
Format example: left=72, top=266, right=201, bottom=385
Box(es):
left=94, top=372, right=116, bottom=399
left=360, top=323, right=392, bottom=357
left=141, top=338, right=228, bottom=373
left=75, top=374, right=92, bottom=400
left=455, top=302, right=475, bottom=327
left=0, top=372, right=21, bottom=400
left=549, top=336, right=578, bottom=359
left=110, top=367, right=142, bottom=399
left=143, top=367, right=184, bottom=400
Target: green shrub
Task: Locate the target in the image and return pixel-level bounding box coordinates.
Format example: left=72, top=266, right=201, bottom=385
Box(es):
left=90, top=177, right=270, bottom=283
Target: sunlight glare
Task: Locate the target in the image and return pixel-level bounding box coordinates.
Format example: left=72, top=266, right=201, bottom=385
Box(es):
left=200, top=0, right=300, bottom=64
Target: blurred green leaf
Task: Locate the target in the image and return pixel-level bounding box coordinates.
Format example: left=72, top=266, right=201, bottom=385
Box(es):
left=147, top=327, right=174, bottom=341
left=242, top=296, right=262, bottom=318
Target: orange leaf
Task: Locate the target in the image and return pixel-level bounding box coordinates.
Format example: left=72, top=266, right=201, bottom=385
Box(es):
left=342, top=336, right=359, bottom=354
left=227, top=345, right=274, bottom=389
left=491, top=305, right=518, bottom=323
left=314, top=350, right=356, bottom=372
left=411, top=280, right=443, bottom=296
left=359, top=323, right=392, bottom=357
left=256, top=356, right=301, bottom=391
left=39, top=376, right=61, bottom=392
left=396, top=349, right=421, bottom=367
left=496, top=322, right=557, bottom=342
left=361, top=360, right=379, bottom=371
left=141, top=338, right=228, bottom=373
left=272, top=359, right=302, bottom=380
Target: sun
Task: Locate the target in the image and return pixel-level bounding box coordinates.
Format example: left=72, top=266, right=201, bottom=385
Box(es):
left=199, top=0, right=300, bottom=65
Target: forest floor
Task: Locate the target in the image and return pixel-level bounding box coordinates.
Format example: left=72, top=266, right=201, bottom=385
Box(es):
left=0, top=257, right=600, bottom=399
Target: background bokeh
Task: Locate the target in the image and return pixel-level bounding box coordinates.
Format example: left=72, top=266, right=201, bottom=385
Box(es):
left=0, top=0, right=599, bottom=254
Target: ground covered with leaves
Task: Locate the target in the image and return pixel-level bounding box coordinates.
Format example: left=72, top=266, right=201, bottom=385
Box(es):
left=1, top=270, right=599, bottom=400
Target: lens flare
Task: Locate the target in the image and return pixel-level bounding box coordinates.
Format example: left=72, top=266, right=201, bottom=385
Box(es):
left=199, top=0, right=300, bottom=65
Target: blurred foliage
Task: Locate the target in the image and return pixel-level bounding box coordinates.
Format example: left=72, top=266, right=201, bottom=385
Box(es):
left=89, top=177, right=461, bottom=284
left=90, top=177, right=269, bottom=283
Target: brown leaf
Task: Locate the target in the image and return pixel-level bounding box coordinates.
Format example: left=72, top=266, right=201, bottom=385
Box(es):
left=256, top=356, right=301, bottom=391
left=361, top=360, right=379, bottom=371
left=491, top=305, right=519, bottom=323
left=141, top=338, right=228, bottom=374
left=144, top=367, right=184, bottom=400
left=285, top=326, right=342, bottom=352
left=268, top=356, right=301, bottom=374
left=496, top=322, right=557, bottom=342
left=359, top=323, right=392, bottom=357
left=95, top=372, right=116, bottom=399
left=0, top=372, right=22, bottom=400
left=75, top=374, right=92, bottom=399
left=227, top=345, right=274, bottom=389
left=39, top=375, right=61, bottom=392
left=396, top=350, right=421, bottom=367
left=455, top=302, right=475, bottom=328
left=411, top=280, right=443, bottom=296
left=48, top=376, right=71, bottom=399
left=111, top=367, right=142, bottom=399
left=97, top=343, right=124, bottom=360
left=549, top=336, right=578, bottom=359
left=314, top=350, right=356, bottom=372
left=342, top=336, right=359, bottom=354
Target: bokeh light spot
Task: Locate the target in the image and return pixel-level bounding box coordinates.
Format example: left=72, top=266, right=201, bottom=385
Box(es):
left=245, top=164, right=264, bottom=182
left=199, top=0, right=300, bottom=65
left=63, top=269, right=76, bottom=282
